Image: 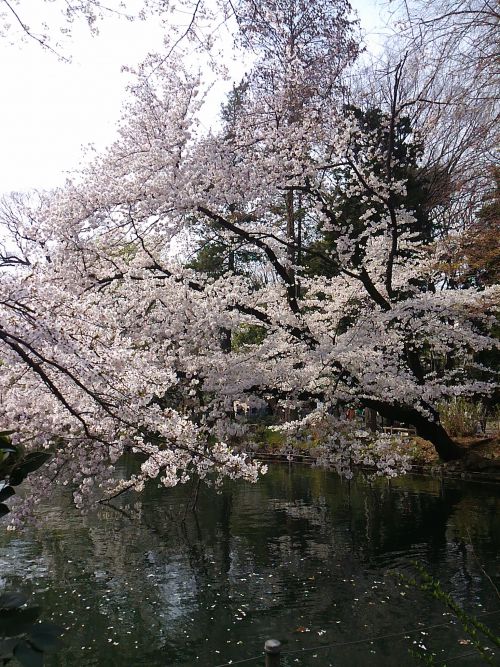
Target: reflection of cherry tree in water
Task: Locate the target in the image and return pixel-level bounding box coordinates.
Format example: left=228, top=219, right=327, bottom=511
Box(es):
left=2, top=467, right=497, bottom=664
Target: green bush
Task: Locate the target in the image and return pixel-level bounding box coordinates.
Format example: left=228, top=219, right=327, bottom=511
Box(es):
left=439, top=398, right=487, bottom=437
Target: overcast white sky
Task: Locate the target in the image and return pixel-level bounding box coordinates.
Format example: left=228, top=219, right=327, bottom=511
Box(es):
left=0, top=0, right=387, bottom=195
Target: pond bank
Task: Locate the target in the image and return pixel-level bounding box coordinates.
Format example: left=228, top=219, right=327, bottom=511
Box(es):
left=245, top=432, right=500, bottom=483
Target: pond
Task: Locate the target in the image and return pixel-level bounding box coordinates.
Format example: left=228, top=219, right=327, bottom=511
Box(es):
left=1, top=463, right=499, bottom=666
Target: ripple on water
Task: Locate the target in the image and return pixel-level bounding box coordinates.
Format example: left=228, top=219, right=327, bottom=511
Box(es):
left=0, top=466, right=498, bottom=667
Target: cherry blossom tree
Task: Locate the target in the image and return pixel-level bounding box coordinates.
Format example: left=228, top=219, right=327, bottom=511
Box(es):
left=1, top=0, right=167, bottom=55
left=0, top=0, right=498, bottom=521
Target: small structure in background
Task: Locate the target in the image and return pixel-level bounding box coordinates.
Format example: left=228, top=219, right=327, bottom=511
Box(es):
left=234, top=397, right=269, bottom=418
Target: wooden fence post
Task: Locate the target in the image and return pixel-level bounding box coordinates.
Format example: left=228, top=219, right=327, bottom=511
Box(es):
left=264, top=639, right=281, bottom=666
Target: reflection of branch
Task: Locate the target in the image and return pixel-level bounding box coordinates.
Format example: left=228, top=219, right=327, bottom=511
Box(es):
left=102, top=492, right=192, bottom=538
left=192, top=479, right=201, bottom=511
left=100, top=500, right=136, bottom=521
left=101, top=499, right=174, bottom=540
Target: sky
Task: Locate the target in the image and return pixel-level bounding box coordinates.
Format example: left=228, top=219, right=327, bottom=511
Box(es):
left=0, top=0, right=388, bottom=195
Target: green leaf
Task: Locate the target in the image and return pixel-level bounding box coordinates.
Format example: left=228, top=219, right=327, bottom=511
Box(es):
left=10, top=453, right=51, bottom=487
left=0, top=637, right=18, bottom=659
left=13, top=640, right=43, bottom=667
left=16, top=452, right=51, bottom=474
left=0, top=487, right=14, bottom=503
left=29, top=623, right=62, bottom=652
left=0, top=607, right=40, bottom=636
left=0, top=504, right=9, bottom=518
left=0, top=436, right=16, bottom=456
left=0, top=593, right=28, bottom=610
left=0, top=431, right=16, bottom=438
left=8, top=470, right=24, bottom=487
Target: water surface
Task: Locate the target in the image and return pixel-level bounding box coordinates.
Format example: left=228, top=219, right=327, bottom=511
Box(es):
left=1, top=464, right=499, bottom=666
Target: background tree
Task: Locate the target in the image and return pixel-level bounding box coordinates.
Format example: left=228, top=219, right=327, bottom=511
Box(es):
left=303, top=103, right=452, bottom=280
left=228, top=0, right=360, bottom=297
left=376, top=0, right=499, bottom=238
left=459, top=167, right=500, bottom=288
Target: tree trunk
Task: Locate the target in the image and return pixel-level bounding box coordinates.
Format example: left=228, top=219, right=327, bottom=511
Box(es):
left=219, top=327, right=231, bottom=352
left=365, top=407, right=378, bottom=432
left=363, top=399, right=465, bottom=462
left=219, top=248, right=235, bottom=353
left=286, top=190, right=296, bottom=296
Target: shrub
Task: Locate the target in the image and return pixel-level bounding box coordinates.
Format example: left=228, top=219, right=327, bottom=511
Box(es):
left=439, top=398, right=487, bottom=437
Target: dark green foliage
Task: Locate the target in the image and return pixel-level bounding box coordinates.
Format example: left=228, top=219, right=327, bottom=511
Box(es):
left=188, top=79, right=264, bottom=283
left=0, top=435, right=18, bottom=474
left=232, top=324, right=267, bottom=350
left=343, top=106, right=445, bottom=244
left=9, top=452, right=51, bottom=488
left=0, top=594, right=61, bottom=666
left=0, top=487, right=14, bottom=503
left=220, top=79, right=250, bottom=131
left=0, top=432, right=51, bottom=520
left=303, top=105, right=451, bottom=279
left=187, top=238, right=261, bottom=280
left=187, top=240, right=229, bottom=277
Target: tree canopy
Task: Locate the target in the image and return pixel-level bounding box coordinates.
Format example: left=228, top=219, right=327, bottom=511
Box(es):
left=0, top=0, right=498, bottom=523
